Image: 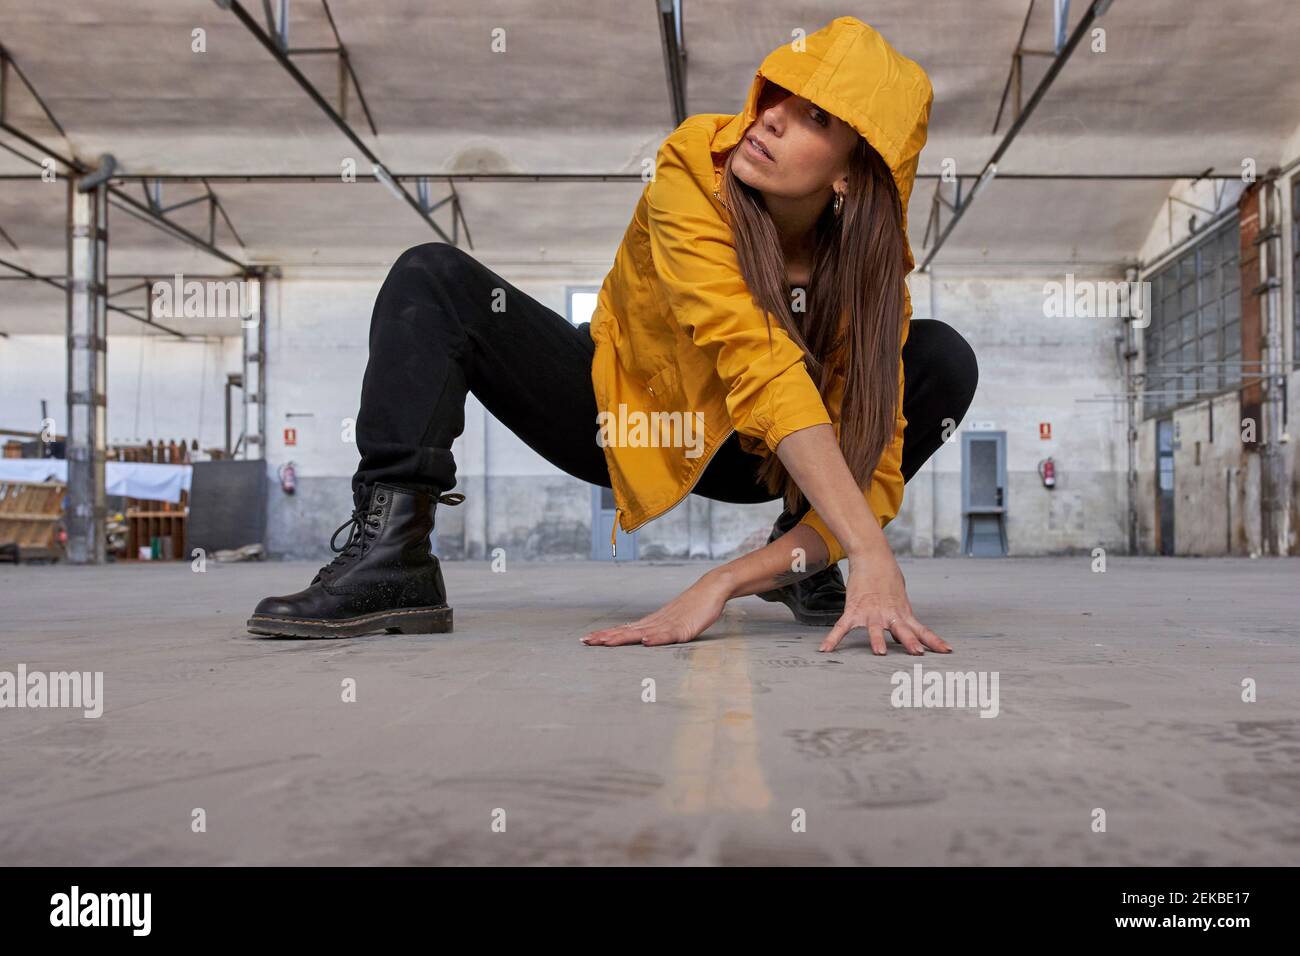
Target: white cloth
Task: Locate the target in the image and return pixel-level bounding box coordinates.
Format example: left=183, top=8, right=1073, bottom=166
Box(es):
left=0, top=459, right=193, bottom=504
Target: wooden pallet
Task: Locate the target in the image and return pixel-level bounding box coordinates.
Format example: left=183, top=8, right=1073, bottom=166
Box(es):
left=0, top=479, right=64, bottom=563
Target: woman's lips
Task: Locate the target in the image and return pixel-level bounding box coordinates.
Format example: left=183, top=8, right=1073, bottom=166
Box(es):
left=744, top=134, right=774, bottom=163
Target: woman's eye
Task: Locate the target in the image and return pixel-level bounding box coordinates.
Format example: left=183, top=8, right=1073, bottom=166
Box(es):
left=809, top=108, right=828, bottom=127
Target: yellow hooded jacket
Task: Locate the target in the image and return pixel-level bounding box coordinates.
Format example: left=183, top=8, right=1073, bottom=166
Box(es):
left=589, top=16, right=933, bottom=564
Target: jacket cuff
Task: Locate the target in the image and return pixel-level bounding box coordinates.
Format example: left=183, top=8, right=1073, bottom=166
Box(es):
left=796, top=508, right=847, bottom=566
left=796, top=469, right=906, bottom=568
left=759, top=363, right=833, bottom=452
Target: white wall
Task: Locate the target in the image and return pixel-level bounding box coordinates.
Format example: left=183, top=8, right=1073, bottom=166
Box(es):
left=913, top=273, right=1129, bottom=555
left=260, top=268, right=595, bottom=481
left=0, top=333, right=241, bottom=452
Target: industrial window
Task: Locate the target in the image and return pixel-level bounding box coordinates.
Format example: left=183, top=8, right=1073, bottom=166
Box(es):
left=1142, top=219, right=1241, bottom=419
left=566, top=286, right=600, bottom=326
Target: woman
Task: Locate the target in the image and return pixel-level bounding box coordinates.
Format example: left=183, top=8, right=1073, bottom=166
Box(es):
left=247, top=16, right=978, bottom=655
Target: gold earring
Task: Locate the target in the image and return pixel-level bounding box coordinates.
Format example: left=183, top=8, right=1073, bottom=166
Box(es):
left=833, top=191, right=844, bottom=216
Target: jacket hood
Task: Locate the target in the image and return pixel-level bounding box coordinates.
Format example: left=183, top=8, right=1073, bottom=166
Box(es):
left=709, top=16, right=933, bottom=270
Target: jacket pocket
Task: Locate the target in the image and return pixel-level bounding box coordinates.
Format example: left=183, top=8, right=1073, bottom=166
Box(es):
left=645, top=363, right=685, bottom=408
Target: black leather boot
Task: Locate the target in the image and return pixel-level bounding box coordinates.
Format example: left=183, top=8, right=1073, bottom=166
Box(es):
left=755, top=507, right=847, bottom=626
left=246, top=482, right=465, bottom=638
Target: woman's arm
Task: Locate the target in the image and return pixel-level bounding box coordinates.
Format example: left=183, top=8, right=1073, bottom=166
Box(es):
left=580, top=424, right=950, bottom=650
left=672, top=422, right=893, bottom=601
left=579, top=421, right=951, bottom=651
left=771, top=423, right=893, bottom=564
left=771, top=422, right=950, bottom=655
left=681, top=426, right=887, bottom=602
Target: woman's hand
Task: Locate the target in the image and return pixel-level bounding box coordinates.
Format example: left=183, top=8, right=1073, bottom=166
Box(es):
left=581, top=569, right=730, bottom=646
left=821, top=551, right=952, bottom=655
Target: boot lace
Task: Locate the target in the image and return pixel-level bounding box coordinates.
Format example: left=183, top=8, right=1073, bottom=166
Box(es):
left=314, top=491, right=466, bottom=583
left=315, top=502, right=385, bottom=581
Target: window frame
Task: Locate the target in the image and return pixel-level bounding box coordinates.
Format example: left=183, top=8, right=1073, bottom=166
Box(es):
left=1142, top=219, right=1242, bottom=419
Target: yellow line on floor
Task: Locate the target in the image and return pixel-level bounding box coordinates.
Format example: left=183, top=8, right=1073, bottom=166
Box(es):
left=659, top=608, right=772, bottom=814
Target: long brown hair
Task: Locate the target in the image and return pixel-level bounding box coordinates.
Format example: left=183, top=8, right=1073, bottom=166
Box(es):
left=722, top=131, right=907, bottom=515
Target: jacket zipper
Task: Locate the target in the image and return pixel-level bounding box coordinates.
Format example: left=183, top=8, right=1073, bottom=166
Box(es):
left=609, top=425, right=737, bottom=558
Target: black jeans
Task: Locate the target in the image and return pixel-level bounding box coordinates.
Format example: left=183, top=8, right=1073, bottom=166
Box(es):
left=353, top=242, right=979, bottom=533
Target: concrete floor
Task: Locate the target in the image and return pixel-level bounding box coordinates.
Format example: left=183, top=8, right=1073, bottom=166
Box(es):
left=1, top=555, right=1297, bottom=866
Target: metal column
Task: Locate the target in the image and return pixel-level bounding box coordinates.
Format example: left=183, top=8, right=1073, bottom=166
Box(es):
left=1122, top=266, right=1141, bottom=554
left=1258, top=177, right=1287, bottom=554
left=241, top=271, right=267, bottom=459
left=65, top=174, right=109, bottom=564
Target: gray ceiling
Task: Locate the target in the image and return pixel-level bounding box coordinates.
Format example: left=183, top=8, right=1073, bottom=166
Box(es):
left=1, top=0, right=1298, bottom=335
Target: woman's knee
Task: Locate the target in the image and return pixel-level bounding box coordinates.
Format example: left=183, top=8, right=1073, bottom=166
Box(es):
left=379, top=242, right=478, bottom=324
left=908, top=319, right=979, bottom=402
left=392, top=241, right=469, bottom=276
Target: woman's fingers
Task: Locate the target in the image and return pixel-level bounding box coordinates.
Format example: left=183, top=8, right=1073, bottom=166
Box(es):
left=593, top=625, right=648, bottom=646
left=884, top=617, right=926, bottom=655
left=868, top=622, right=890, bottom=655
left=640, top=627, right=685, bottom=646
left=583, top=603, right=948, bottom=656
left=821, top=613, right=885, bottom=654
left=581, top=621, right=687, bottom=646
left=822, top=609, right=931, bottom=655
left=912, top=620, right=952, bottom=653
left=819, top=614, right=855, bottom=653
left=582, top=622, right=640, bottom=645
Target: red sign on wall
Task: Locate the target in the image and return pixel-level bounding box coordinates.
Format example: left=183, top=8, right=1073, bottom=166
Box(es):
left=284, top=427, right=298, bottom=446
left=1039, top=422, right=1052, bottom=440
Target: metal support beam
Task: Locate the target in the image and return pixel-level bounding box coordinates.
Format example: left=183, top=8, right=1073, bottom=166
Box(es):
left=0, top=120, right=251, bottom=268
left=43, top=170, right=1246, bottom=187
left=0, top=42, right=67, bottom=136
left=319, top=0, right=378, bottom=136
left=991, top=0, right=1038, bottom=136
left=0, top=44, right=251, bottom=269
left=65, top=169, right=109, bottom=564
left=919, top=0, right=1113, bottom=273
left=107, top=186, right=248, bottom=269
left=221, top=0, right=465, bottom=245
left=655, top=0, right=687, bottom=127
left=136, top=177, right=247, bottom=250
left=0, top=256, right=189, bottom=338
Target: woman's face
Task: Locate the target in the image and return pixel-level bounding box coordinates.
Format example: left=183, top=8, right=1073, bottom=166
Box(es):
left=731, top=79, right=860, bottom=200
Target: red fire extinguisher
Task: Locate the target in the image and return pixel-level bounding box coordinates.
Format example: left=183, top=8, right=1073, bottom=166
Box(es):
left=1038, top=457, right=1056, bottom=489
left=278, top=461, right=298, bottom=495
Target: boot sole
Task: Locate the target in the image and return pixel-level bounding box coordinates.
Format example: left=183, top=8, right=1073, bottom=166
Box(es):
left=246, top=605, right=453, bottom=639
left=756, top=589, right=840, bottom=627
